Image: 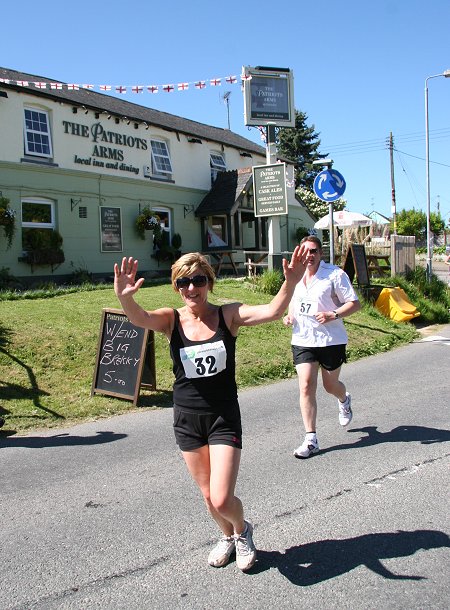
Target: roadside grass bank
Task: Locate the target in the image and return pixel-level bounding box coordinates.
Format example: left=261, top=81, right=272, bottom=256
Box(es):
left=0, top=272, right=446, bottom=435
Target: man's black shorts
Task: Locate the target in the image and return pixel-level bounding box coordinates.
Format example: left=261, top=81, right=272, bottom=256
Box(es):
left=173, top=405, right=242, bottom=451
left=291, top=344, right=347, bottom=371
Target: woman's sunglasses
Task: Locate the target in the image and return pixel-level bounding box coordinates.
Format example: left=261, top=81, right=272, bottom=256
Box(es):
left=175, top=274, right=209, bottom=289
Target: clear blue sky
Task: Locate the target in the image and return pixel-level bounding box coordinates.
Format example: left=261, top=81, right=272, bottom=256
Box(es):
left=1, top=0, right=449, bottom=224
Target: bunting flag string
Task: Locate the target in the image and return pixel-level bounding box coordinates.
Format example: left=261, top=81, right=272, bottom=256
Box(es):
left=0, top=73, right=251, bottom=94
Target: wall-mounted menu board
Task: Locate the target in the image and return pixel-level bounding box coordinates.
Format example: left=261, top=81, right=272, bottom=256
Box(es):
left=91, top=309, right=155, bottom=405
left=100, top=207, right=122, bottom=252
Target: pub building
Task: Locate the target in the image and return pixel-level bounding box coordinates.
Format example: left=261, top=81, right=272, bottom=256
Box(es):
left=0, top=66, right=316, bottom=284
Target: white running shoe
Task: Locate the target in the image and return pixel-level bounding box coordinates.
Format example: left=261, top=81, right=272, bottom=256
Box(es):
left=338, top=393, right=353, bottom=426
left=208, top=535, right=236, bottom=567
left=234, top=521, right=256, bottom=571
left=293, top=436, right=320, bottom=459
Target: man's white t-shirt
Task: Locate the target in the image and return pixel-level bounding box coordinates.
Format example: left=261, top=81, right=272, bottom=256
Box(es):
left=291, top=261, right=359, bottom=347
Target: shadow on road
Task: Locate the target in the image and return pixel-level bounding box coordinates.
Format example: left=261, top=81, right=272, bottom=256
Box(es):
left=321, top=425, right=450, bottom=456
left=0, top=430, right=127, bottom=448
left=250, top=529, right=450, bottom=584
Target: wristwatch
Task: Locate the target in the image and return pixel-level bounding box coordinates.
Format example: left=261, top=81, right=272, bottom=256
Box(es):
left=333, top=310, right=339, bottom=319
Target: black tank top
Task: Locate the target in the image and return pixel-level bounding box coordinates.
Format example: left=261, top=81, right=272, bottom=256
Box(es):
left=170, top=306, right=238, bottom=411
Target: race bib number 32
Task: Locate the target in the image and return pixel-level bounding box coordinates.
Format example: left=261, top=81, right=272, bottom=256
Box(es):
left=180, top=340, right=227, bottom=378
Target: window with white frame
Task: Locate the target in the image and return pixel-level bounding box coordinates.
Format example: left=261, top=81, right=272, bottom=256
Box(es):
left=21, top=197, right=55, bottom=249
left=210, top=152, right=226, bottom=184
left=23, top=108, right=53, bottom=158
left=150, top=140, right=173, bottom=178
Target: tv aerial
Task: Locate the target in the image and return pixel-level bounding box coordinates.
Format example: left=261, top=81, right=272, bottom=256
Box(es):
left=222, top=91, right=231, bottom=129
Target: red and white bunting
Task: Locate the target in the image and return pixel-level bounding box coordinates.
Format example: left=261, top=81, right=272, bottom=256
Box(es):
left=1, top=71, right=247, bottom=94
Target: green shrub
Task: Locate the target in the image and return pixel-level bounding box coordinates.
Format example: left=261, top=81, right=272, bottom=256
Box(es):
left=255, top=269, right=284, bottom=295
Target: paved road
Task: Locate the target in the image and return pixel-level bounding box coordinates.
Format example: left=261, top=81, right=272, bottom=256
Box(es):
left=1, top=325, right=449, bottom=609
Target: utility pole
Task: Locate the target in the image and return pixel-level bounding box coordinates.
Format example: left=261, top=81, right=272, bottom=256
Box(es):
left=389, top=132, right=397, bottom=235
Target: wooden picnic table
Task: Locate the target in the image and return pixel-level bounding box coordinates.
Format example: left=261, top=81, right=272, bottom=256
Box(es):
left=367, top=254, right=391, bottom=277
left=243, top=250, right=269, bottom=276
left=204, top=250, right=239, bottom=276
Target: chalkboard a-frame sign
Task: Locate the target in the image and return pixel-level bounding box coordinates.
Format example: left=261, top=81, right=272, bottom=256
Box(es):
left=91, top=309, right=156, bottom=405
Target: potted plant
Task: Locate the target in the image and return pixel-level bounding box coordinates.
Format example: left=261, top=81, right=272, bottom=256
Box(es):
left=171, top=232, right=182, bottom=259
left=0, top=196, right=16, bottom=250
left=20, top=228, right=65, bottom=270
left=135, top=207, right=162, bottom=241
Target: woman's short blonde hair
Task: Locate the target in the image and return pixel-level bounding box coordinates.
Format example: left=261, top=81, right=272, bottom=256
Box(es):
left=171, top=252, right=216, bottom=293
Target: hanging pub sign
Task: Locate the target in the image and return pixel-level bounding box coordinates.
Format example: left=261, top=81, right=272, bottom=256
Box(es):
left=243, top=66, right=295, bottom=127
left=253, top=163, right=288, bottom=217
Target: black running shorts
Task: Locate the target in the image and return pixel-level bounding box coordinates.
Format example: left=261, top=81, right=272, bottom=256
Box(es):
left=173, top=406, right=242, bottom=451
left=291, top=344, right=347, bottom=371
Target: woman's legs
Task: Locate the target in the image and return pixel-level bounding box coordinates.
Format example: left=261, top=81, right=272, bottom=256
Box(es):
left=181, top=443, right=244, bottom=536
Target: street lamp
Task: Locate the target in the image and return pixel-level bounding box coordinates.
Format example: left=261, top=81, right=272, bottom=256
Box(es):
left=425, top=70, right=450, bottom=281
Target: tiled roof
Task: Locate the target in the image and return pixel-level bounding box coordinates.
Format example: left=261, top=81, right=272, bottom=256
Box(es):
left=0, top=66, right=266, bottom=156
left=195, top=168, right=252, bottom=217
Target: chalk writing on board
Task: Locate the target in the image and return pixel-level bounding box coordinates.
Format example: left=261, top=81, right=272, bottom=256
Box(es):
left=92, top=309, right=155, bottom=405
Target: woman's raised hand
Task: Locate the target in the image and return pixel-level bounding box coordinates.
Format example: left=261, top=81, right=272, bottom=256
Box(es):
left=114, top=257, right=145, bottom=298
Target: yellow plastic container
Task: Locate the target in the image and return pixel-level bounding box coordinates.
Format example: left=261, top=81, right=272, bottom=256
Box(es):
left=374, top=287, right=420, bottom=323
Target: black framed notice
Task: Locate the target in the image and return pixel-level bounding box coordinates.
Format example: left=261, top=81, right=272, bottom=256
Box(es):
left=100, top=206, right=122, bottom=252
left=252, top=163, right=288, bottom=217
left=91, top=309, right=156, bottom=405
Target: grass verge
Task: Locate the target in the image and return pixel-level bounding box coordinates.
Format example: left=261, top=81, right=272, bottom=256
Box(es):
left=0, top=275, right=440, bottom=435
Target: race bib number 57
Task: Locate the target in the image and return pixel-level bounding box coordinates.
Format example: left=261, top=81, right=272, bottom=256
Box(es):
left=180, top=340, right=227, bottom=378
left=297, top=299, right=318, bottom=317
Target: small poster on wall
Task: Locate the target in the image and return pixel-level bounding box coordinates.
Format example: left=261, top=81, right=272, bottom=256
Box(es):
left=100, top=207, right=122, bottom=252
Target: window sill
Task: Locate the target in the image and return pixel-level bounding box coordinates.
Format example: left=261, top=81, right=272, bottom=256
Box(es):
left=21, top=157, right=59, bottom=167
left=148, top=176, right=175, bottom=184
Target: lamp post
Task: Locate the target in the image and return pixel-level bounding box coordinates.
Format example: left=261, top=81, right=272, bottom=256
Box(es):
left=425, top=70, right=450, bottom=282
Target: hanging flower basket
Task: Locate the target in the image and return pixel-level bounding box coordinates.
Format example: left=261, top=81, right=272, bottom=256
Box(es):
left=135, top=207, right=162, bottom=240
left=0, top=197, right=16, bottom=250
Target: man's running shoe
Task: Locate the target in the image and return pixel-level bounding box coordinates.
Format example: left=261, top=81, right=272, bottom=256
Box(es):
left=338, top=393, right=353, bottom=426
left=234, top=521, right=256, bottom=571
left=293, top=436, right=320, bottom=459
left=208, top=535, right=235, bottom=567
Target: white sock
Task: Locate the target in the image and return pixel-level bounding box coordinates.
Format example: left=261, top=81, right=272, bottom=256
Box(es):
left=305, top=432, right=317, bottom=441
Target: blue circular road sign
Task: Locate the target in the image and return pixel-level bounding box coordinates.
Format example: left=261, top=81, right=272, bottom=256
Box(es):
left=313, top=169, right=346, bottom=202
